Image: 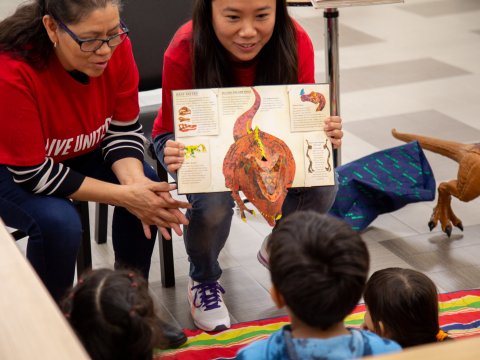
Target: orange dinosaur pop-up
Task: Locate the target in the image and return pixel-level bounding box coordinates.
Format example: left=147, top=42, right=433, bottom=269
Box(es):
left=222, top=88, right=296, bottom=226
left=392, top=129, right=480, bottom=237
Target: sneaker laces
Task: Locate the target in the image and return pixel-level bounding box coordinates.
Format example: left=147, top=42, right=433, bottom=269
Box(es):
left=191, top=282, right=225, bottom=311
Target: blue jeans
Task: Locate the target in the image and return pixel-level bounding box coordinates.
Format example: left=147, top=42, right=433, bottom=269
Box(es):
left=0, top=149, right=158, bottom=301
left=154, top=134, right=338, bottom=283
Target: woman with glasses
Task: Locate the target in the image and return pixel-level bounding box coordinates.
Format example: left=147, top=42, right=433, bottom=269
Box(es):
left=152, top=0, right=343, bottom=332
left=0, top=0, right=188, bottom=339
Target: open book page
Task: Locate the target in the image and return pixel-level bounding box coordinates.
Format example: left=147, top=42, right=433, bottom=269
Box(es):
left=309, top=0, right=403, bottom=9
left=173, top=84, right=334, bottom=195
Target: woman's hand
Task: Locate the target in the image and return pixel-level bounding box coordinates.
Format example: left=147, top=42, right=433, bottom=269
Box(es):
left=122, top=180, right=191, bottom=239
left=164, top=140, right=185, bottom=173
left=324, top=116, right=343, bottom=149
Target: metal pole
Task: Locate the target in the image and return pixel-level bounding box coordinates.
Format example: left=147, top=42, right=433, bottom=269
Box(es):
left=324, top=8, right=341, bottom=167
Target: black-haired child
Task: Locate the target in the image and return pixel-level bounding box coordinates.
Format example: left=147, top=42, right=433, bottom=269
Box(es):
left=236, top=211, right=401, bottom=359
left=61, top=268, right=186, bottom=360
left=363, top=267, right=450, bottom=348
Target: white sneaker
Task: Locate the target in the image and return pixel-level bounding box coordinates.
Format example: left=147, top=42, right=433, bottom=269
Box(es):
left=187, top=278, right=231, bottom=331
left=257, top=234, right=270, bottom=269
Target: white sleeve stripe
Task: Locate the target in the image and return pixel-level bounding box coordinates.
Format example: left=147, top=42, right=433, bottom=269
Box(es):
left=103, top=146, right=144, bottom=159
left=103, top=138, right=145, bottom=150
left=7, top=158, right=49, bottom=180
left=103, top=133, right=145, bottom=142
left=110, top=117, right=140, bottom=126
left=33, top=162, right=67, bottom=193
left=45, top=168, right=71, bottom=195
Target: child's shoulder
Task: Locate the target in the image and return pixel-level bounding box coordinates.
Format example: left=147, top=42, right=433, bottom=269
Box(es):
left=235, top=328, right=284, bottom=359
left=352, top=328, right=402, bottom=355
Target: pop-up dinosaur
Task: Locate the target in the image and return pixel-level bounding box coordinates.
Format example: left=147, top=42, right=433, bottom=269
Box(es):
left=392, top=129, right=480, bottom=237
left=223, top=88, right=296, bottom=226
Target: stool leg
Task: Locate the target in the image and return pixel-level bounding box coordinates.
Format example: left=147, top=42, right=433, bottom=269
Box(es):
left=149, top=142, right=176, bottom=287
left=75, top=201, right=92, bottom=276
left=95, top=203, right=108, bottom=244
left=159, top=230, right=175, bottom=287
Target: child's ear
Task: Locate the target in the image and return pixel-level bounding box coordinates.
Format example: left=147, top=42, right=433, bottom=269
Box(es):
left=270, top=286, right=285, bottom=309
left=378, top=321, right=389, bottom=337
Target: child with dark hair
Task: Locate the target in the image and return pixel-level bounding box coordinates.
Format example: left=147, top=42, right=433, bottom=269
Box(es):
left=363, top=267, right=450, bottom=348
left=61, top=268, right=186, bottom=360
left=236, top=211, right=401, bottom=359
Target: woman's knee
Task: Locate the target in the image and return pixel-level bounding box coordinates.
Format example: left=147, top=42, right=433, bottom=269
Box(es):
left=143, top=162, right=160, bottom=182
left=187, top=192, right=235, bottom=222
left=36, top=200, right=83, bottom=248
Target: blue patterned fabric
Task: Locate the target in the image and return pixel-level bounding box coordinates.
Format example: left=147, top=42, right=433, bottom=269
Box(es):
left=328, top=141, right=436, bottom=231
left=235, top=325, right=401, bottom=359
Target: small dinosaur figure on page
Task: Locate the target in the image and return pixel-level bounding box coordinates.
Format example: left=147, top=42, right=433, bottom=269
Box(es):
left=223, top=88, right=296, bottom=226
left=392, top=129, right=480, bottom=237
left=300, top=89, right=326, bottom=111
left=184, top=144, right=206, bottom=159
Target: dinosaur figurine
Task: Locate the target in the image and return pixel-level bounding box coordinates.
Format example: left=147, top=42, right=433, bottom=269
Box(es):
left=223, top=88, right=296, bottom=226
left=300, top=89, right=326, bottom=112
left=392, top=128, right=480, bottom=237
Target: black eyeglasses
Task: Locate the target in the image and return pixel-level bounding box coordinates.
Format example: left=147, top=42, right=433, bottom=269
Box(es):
left=57, top=20, right=129, bottom=52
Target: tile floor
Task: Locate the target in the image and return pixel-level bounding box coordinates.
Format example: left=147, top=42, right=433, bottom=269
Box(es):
left=3, top=0, right=480, bottom=330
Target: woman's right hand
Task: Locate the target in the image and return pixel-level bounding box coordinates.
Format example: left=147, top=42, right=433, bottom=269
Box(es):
left=122, top=180, right=191, bottom=239
left=163, top=140, right=185, bottom=173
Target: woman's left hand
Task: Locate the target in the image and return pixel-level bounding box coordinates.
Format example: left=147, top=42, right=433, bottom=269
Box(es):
left=324, top=116, right=343, bottom=149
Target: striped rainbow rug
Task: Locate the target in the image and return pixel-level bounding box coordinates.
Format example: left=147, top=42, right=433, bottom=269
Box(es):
left=154, top=289, right=480, bottom=360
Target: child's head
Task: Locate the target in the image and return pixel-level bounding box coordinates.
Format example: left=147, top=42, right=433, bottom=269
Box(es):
left=192, top=0, right=298, bottom=87
left=61, top=268, right=163, bottom=360
left=363, top=267, right=441, bottom=348
left=269, top=211, right=369, bottom=330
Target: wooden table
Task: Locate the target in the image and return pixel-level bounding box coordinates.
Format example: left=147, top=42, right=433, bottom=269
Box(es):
left=371, top=335, right=480, bottom=360
left=0, top=220, right=90, bottom=360
left=287, top=0, right=403, bottom=166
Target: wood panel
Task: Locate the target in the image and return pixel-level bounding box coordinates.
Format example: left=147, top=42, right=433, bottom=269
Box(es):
left=0, top=220, right=89, bottom=360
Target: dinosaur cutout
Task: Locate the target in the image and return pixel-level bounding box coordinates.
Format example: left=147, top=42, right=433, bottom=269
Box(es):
left=300, top=90, right=326, bottom=112
left=223, top=88, right=296, bottom=226
left=184, top=144, right=206, bottom=159
left=392, top=129, right=480, bottom=237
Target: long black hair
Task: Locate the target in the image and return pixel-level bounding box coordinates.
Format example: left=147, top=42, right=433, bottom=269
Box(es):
left=61, top=268, right=163, bottom=360
left=0, top=0, right=122, bottom=68
left=192, top=0, right=298, bottom=88
left=364, top=267, right=442, bottom=348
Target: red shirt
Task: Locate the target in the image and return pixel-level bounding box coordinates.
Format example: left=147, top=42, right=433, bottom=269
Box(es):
left=152, top=20, right=315, bottom=139
left=0, top=38, right=140, bottom=166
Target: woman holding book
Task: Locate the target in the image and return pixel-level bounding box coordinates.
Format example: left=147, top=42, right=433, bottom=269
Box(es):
left=152, top=0, right=343, bottom=331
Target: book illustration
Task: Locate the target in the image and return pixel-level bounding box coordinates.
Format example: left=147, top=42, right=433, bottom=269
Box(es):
left=178, top=123, right=197, bottom=132
left=300, top=88, right=326, bottom=112
left=179, top=106, right=191, bottom=115
left=184, top=144, right=206, bottom=159
left=222, top=87, right=296, bottom=227
left=324, top=138, right=332, bottom=172
left=305, top=140, right=314, bottom=173
left=174, top=84, right=335, bottom=212
left=177, top=106, right=197, bottom=132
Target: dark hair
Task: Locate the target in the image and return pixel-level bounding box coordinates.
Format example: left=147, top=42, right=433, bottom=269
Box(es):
left=364, top=267, right=442, bottom=348
left=191, top=0, right=298, bottom=88
left=61, top=268, right=162, bottom=360
left=0, top=0, right=122, bottom=68
left=269, top=211, right=369, bottom=330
